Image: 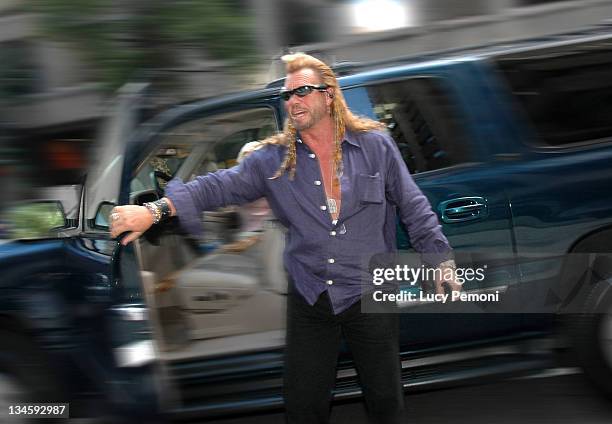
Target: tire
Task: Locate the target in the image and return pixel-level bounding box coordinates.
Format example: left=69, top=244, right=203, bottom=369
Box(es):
left=0, top=331, right=67, bottom=423
left=570, top=278, right=612, bottom=399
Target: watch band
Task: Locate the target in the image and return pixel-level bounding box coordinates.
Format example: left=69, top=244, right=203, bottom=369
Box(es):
left=144, top=198, right=172, bottom=225
left=143, top=202, right=162, bottom=224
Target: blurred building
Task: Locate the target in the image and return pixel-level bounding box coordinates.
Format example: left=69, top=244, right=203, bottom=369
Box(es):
left=0, top=1, right=101, bottom=186
left=0, top=1, right=252, bottom=187
left=260, top=0, right=612, bottom=77
left=1, top=0, right=612, bottom=188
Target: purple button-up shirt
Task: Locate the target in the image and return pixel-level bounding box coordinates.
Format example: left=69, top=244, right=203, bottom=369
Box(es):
left=165, top=129, right=452, bottom=314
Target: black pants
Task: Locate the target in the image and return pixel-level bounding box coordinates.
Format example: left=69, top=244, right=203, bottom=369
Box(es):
left=283, top=286, right=405, bottom=424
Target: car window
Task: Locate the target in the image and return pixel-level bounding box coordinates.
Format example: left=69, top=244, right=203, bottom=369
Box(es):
left=131, top=108, right=276, bottom=194
left=130, top=147, right=190, bottom=195
left=187, top=111, right=276, bottom=251
left=130, top=107, right=278, bottom=252
left=495, top=38, right=612, bottom=147
left=343, top=77, right=472, bottom=174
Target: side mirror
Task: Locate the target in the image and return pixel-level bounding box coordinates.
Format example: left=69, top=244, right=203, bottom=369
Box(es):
left=94, top=202, right=116, bottom=230
left=3, top=201, right=67, bottom=239
left=92, top=191, right=159, bottom=232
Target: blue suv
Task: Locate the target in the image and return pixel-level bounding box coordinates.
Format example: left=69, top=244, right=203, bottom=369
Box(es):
left=1, top=26, right=612, bottom=420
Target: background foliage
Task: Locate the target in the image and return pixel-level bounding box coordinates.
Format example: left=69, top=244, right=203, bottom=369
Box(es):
left=27, top=0, right=258, bottom=90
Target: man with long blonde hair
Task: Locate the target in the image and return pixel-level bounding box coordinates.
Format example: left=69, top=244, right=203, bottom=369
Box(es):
left=110, top=53, right=458, bottom=423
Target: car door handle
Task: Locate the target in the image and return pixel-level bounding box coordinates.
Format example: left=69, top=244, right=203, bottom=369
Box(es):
left=439, top=197, right=488, bottom=223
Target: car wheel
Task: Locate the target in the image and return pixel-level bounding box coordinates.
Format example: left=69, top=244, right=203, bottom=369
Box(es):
left=0, top=331, right=67, bottom=423
left=571, top=278, right=612, bottom=399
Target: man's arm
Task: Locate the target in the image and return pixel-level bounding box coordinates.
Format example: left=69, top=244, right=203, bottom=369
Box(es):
left=381, top=133, right=461, bottom=295
left=110, top=152, right=266, bottom=244
left=383, top=133, right=451, bottom=260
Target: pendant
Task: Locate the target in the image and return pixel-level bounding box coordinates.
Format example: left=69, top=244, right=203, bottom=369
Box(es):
left=327, top=198, right=337, bottom=214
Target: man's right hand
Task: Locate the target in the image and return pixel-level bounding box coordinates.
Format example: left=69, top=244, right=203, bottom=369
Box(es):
left=109, top=205, right=154, bottom=245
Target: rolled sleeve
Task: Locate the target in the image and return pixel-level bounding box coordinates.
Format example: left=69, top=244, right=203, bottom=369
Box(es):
left=164, top=153, right=267, bottom=237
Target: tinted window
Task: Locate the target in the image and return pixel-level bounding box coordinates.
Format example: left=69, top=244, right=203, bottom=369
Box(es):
left=344, top=77, right=471, bottom=174
left=130, top=107, right=277, bottom=249
left=131, top=108, right=276, bottom=194
left=496, top=39, right=612, bottom=146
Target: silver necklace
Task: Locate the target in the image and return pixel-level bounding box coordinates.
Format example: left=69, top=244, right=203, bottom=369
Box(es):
left=327, top=198, right=337, bottom=214
left=327, top=160, right=338, bottom=214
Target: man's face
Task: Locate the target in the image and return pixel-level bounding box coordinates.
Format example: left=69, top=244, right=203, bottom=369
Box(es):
left=284, top=68, right=330, bottom=131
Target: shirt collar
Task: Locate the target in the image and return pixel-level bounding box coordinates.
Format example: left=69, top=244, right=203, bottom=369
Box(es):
left=295, top=129, right=361, bottom=148
left=343, top=129, right=361, bottom=148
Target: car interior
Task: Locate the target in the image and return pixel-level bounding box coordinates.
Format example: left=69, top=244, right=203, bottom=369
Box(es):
left=128, top=107, right=289, bottom=360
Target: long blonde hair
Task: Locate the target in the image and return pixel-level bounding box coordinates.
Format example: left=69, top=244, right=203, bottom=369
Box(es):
left=263, top=53, right=385, bottom=181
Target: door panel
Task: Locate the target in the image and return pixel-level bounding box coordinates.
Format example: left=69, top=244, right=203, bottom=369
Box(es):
left=492, top=39, right=612, bottom=327
left=128, top=105, right=286, bottom=354
left=343, top=74, right=522, bottom=350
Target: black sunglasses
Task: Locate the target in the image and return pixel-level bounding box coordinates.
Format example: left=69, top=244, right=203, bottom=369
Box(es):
left=279, top=84, right=328, bottom=101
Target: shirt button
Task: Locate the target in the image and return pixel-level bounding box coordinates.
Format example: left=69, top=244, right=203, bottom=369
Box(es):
left=314, top=180, right=321, bottom=185
left=328, top=258, right=335, bottom=264
left=320, top=205, right=327, bottom=211
left=309, top=153, right=316, bottom=159
left=297, top=138, right=303, bottom=143
left=330, top=231, right=337, bottom=236
left=326, top=280, right=334, bottom=285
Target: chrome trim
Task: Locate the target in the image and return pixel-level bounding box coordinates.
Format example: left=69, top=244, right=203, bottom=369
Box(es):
left=337, top=341, right=522, bottom=380
left=114, top=340, right=156, bottom=367
left=110, top=304, right=148, bottom=321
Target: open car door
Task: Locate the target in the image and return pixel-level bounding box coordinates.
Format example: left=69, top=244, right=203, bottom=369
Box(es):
left=123, top=98, right=293, bottom=415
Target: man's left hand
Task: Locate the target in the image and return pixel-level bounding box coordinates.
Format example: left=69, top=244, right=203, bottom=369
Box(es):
left=434, top=259, right=462, bottom=299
